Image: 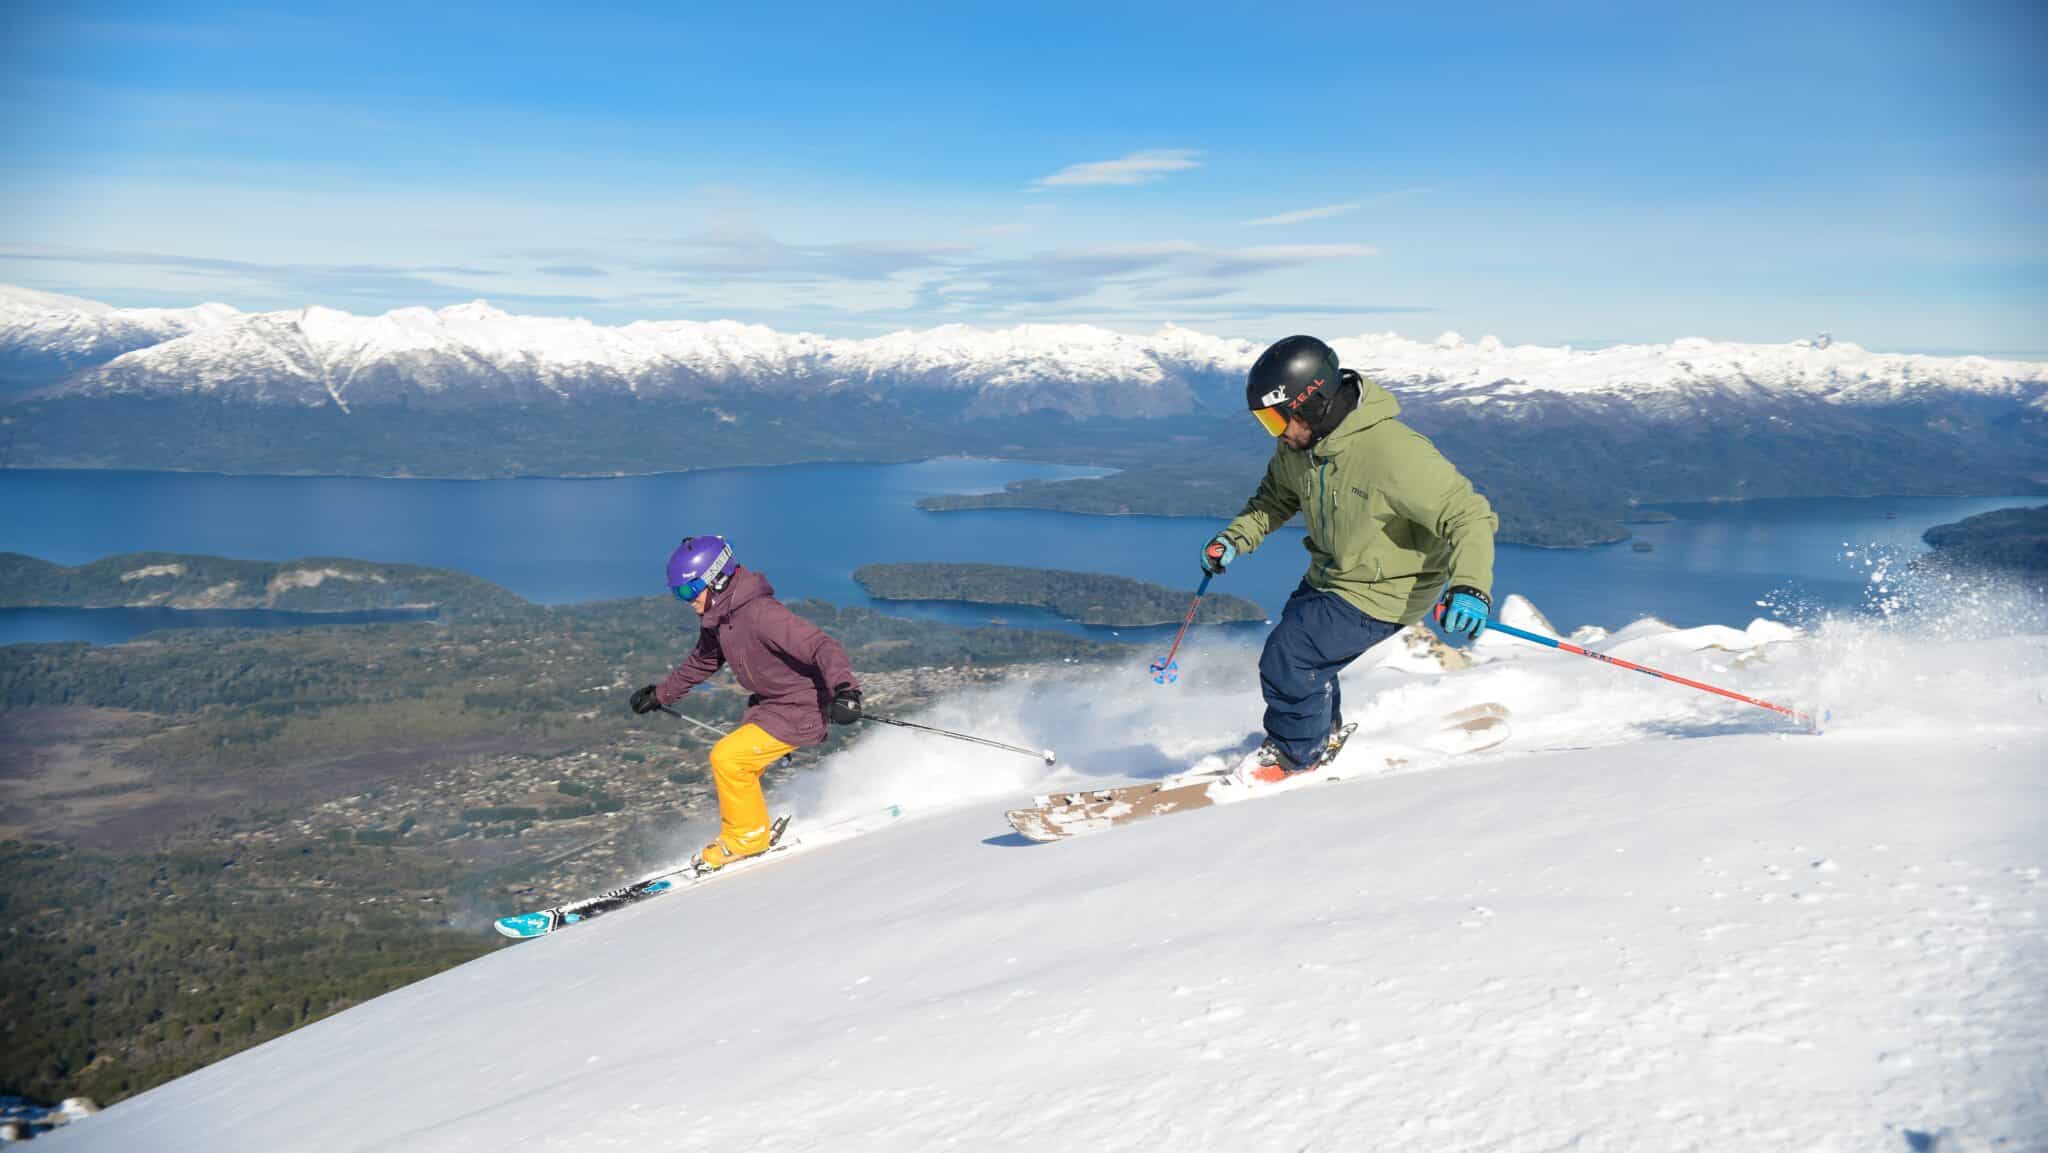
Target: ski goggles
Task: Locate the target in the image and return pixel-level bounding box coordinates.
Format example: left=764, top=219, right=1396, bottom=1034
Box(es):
left=1251, top=405, right=1290, bottom=436
left=671, top=544, right=735, bottom=601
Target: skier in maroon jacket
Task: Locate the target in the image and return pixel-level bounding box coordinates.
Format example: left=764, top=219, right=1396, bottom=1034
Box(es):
left=630, top=535, right=862, bottom=870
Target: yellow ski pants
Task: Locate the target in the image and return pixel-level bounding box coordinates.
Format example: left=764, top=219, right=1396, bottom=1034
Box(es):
left=703, top=723, right=797, bottom=865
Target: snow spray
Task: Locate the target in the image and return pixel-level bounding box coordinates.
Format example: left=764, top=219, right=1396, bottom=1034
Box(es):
left=1442, top=603, right=1826, bottom=731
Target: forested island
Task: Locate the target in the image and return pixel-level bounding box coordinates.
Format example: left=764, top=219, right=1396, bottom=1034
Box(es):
left=853, top=562, right=1268, bottom=626
left=1920, top=504, right=2048, bottom=573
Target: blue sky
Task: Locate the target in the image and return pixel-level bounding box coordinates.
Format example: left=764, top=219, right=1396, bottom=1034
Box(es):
left=2, top=1, right=2042, bottom=352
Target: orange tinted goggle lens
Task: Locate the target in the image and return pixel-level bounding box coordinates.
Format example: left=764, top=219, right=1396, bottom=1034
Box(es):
left=1251, top=406, right=1289, bottom=436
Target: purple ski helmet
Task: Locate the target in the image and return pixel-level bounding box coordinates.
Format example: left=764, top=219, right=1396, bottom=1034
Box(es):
left=668, top=535, right=737, bottom=601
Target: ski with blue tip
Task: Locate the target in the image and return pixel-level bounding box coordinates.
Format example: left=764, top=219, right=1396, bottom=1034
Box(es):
left=494, top=814, right=794, bottom=940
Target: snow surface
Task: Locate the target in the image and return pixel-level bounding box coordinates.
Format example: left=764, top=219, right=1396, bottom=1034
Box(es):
left=0, top=285, right=239, bottom=365
left=5, top=284, right=2041, bottom=411
left=47, top=581, right=2048, bottom=1153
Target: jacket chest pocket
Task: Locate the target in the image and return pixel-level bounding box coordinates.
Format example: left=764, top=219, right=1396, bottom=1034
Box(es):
left=1318, top=468, right=1369, bottom=545
left=1341, top=477, right=1405, bottom=579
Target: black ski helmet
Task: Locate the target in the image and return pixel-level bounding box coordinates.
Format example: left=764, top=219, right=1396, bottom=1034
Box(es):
left=1246, top=335, right=1342, bottom=436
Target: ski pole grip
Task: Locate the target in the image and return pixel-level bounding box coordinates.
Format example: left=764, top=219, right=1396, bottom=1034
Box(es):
left=1431, top=601, right=1445, bottom=624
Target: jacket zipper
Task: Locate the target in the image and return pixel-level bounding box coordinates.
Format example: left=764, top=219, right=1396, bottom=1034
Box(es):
left=724, top=613, right=755, bottom=693
left=1317, top=458, right=1332, bottom=549
left=1310, top=456, right=1330, bottom=580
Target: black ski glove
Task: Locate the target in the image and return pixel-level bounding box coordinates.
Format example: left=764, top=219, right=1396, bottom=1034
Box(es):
left=629, top=684, right=663, bottom=715
left=830, top=685, right=863, bottom=725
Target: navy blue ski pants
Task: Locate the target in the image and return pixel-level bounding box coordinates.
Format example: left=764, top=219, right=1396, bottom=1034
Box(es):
left=1260, top=581, right=1403, bottom=770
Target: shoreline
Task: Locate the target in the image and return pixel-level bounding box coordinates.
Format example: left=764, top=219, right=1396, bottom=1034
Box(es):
left=7, top=462, right=2028, bottom=510
left=0, top=454, right=1116, bottom=486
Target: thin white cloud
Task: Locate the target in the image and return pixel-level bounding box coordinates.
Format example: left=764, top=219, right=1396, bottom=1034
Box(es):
left=1198, top=244, right=1378, bottom=279
left=910, top=240, right=1373, bottom=311
left=1233, top=244, right=1378, bottom=260
left=646, top=232, right=967, bottom=282
left=1245, top=202, right=1360, bottom=227
left=1034, top=150, right=1201, bottom=188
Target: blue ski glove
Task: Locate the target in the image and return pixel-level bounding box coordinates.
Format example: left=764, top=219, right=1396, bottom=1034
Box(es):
left=1201, top=533, right=1237, bottom=576
left=1435, top=585, right=1491, bottom=643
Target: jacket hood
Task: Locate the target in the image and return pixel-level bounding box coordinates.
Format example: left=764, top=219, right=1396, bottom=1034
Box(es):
left=703, top=566, right=772, bottom=626
left=1313, top=370, right=1400, bottom=455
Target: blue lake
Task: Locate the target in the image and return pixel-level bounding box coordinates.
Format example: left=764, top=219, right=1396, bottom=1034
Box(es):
left=0, top=463, right=2034, bottom=646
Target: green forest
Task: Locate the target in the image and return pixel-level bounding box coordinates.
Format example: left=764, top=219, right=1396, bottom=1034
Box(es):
left=0, top=840, right=498, bottom=1106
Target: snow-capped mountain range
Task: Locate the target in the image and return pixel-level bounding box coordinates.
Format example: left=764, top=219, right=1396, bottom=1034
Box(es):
left=0, top=285, right=239, bottom=389
left=4, top=285, right=2041, bottom=416
left=7, top=286, right=2039, bottom=525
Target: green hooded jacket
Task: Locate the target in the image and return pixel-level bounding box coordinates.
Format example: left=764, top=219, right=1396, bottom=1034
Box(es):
left=1220, top=371, right=1497, bottom=625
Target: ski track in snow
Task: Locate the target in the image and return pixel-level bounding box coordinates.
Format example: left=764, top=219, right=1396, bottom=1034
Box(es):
left=48, top=592, right=2048, bottom=1153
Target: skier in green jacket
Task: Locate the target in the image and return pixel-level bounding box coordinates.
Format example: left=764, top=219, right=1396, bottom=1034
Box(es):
left=1203, top=335, right=1498, bottom=773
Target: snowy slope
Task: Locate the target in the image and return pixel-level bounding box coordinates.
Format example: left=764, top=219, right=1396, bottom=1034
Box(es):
left=0, top=286, right=239, bottom=389
left=7, top=284, right=2041, bottom=415
left=49, top=589, right=2047, bottom=1153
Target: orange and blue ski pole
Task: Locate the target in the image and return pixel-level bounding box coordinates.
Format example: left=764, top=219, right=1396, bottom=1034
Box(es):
left=1149, top=573, right=1212, bottom=685
left=1436, top=603, right=1824, bottom=732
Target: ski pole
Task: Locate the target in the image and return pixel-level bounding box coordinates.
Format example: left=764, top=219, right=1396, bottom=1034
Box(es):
left=1149, top=572, right=1212, bottom=685
left=1437, top=604, right=1821, bottom=731
left=654, top=706, right=814, bottom=775
left=657, top=704, right=732, bottom=740
left=861, top=713, right=1057, bottom=765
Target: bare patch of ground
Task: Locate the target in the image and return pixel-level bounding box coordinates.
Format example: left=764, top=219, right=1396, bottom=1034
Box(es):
left=0, top=707, right=544, bottom=850
left=0, top=708, right=168, bottom=843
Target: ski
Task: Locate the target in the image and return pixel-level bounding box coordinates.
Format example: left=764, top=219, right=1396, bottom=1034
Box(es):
left=1004, top=726, right=1360, bottom=841
left=494, top=814, right=795, bottom=939
left=1005, top=704, right=1510, bottom=843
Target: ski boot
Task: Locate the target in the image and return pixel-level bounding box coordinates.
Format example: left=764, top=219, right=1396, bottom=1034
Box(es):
left=1243, top=725, right=1357, bottom=785
left=689, top=815, right=793, bottom=875
left=691, top=837, right=760, bottom=875
left=1240, top=738, right=1299, bottom=785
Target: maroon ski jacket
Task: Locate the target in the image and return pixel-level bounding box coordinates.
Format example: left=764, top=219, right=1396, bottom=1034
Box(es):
left=656, top=567, right=859, bottom=748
